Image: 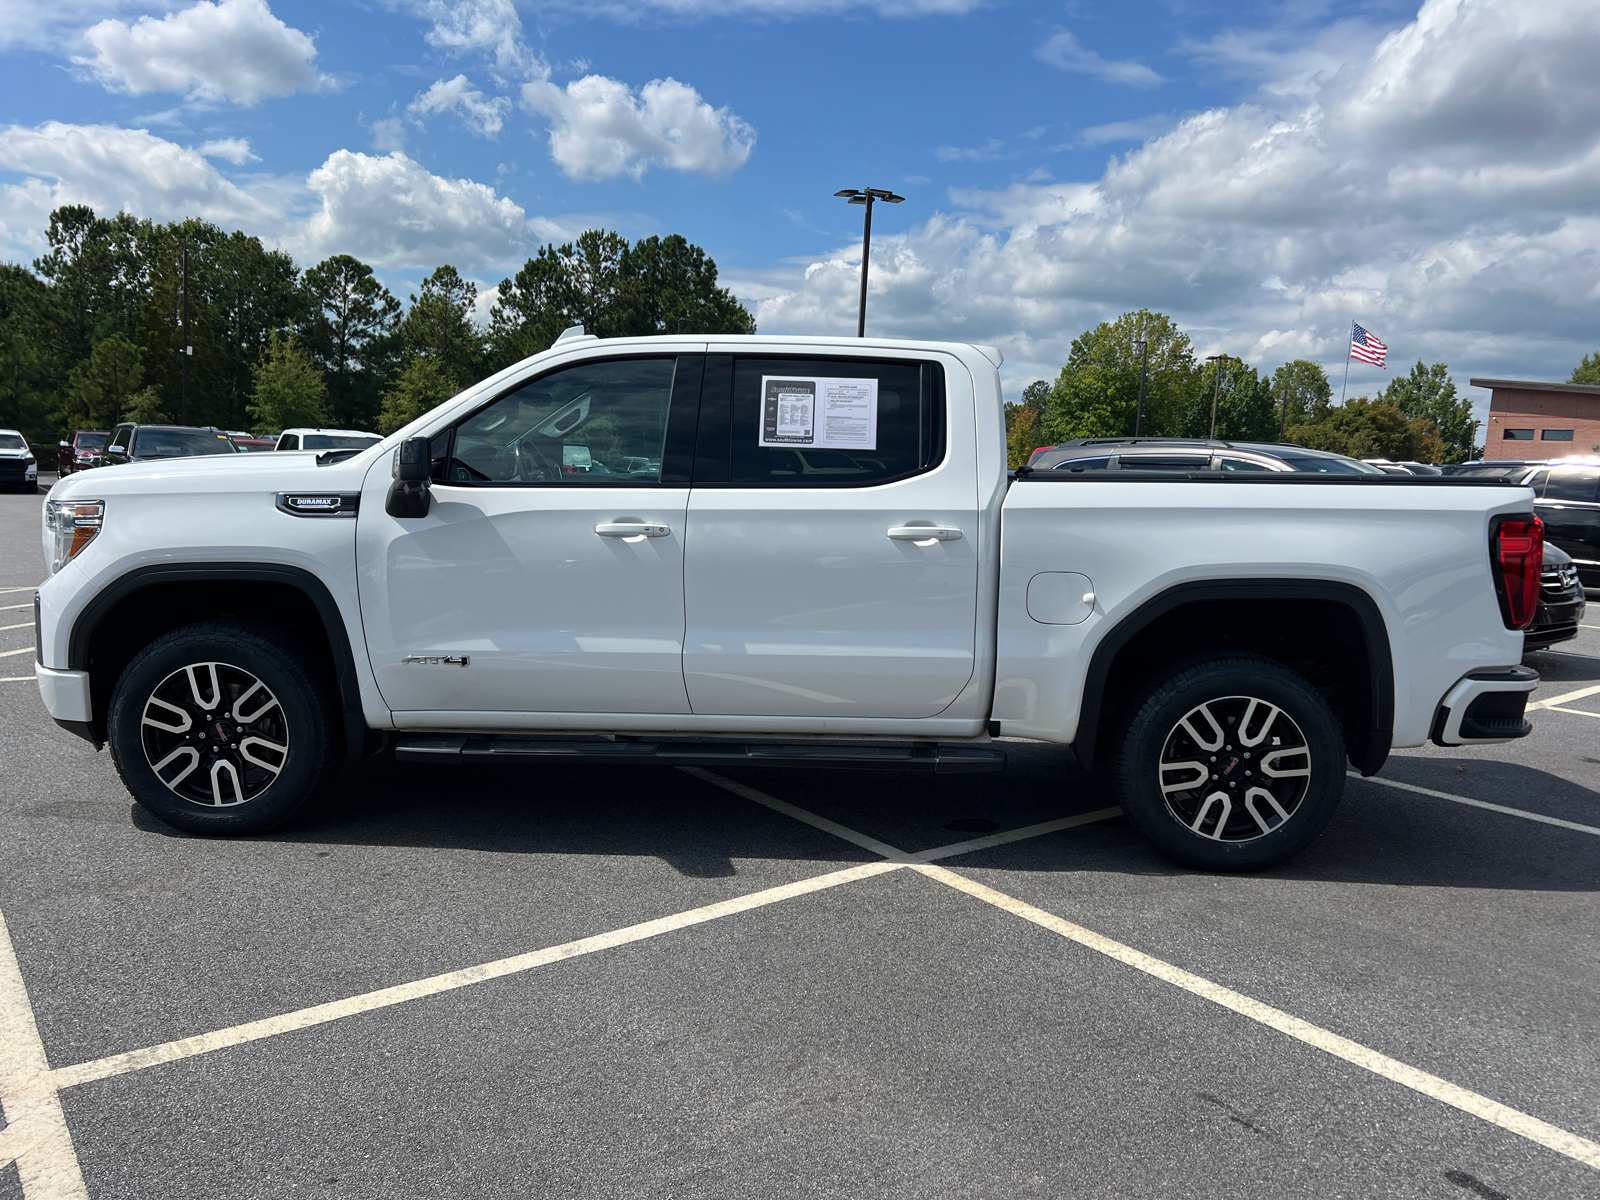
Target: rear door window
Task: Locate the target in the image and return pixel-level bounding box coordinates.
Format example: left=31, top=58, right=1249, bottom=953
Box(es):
left=1114, top=454, right=1210, bottom=472
left=713, top=356, right=944, bottom=487
left=1544, top=468, right=1600, bottom=503
left=1050, top=456, right=1114, bottom=473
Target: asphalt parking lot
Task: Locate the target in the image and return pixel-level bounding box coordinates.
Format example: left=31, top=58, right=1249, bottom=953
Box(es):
left=1, top=480, right=1597, bottom=1200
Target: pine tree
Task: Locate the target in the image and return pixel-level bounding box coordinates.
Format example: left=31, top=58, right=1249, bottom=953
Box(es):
left=247, top=332, right=327, bottom=434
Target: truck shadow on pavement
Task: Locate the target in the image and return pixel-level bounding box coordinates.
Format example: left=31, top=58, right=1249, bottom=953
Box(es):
left=123, top=744, right=1600, bottom=894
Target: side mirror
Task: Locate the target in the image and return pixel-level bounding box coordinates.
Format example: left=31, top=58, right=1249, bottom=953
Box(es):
left=386, top=437, right=433, bottom=518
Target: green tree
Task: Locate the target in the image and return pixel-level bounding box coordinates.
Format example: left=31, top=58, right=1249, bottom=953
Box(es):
left=1005, top=379, right=1049, bottom=468
left=378, top=356, right=455, bottom=434
left=1286, top=398, right=1444, bottom=462
left=299, top=254, right=400, bottom=430
left=1176, top=359, right=1279, bottom=441
left=488, top=229, right=756, bottom=370
left=64, top=333, right=148, bottom=428
left=1269, top=360, right=1333, bottom=436
left=247, top=332, right=327, bottom=434
left=0, top=264, right=51, bottom=442
left=1041, top=310, right=1196, bottom=442
left=1571, top=353, right=1600, bottom=386
left=398, top=266, right=483, bottom=388
left=1378, top=361, right=1474, bottom=463
left=619, top=233, right=756, bottom=337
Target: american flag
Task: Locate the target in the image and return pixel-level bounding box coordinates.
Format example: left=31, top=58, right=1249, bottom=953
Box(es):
left=1349, top=322, right=1388, bottom=369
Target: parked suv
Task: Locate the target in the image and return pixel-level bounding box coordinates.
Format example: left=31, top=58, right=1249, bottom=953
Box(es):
left=274, top=428, right=382, bottom=452
left=1028, top=438, right=1383, bottom=475
left=0, top=428, right=38, bottom=492
left=100, top=424, right=239, bottom=466
left=1520, top=461, right=1600, bottom=588
left=57, top=429, right=109, bottom=475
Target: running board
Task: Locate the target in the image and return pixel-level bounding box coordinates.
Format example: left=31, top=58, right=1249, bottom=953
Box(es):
left=394, top=735, right=1005, bottom=774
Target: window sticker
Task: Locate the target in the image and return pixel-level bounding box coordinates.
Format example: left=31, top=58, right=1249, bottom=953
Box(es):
left=759, top=376, right=878, bottom=450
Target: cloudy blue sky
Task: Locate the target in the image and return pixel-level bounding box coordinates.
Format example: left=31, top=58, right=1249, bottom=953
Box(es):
left=2, top=0, right=1597, bottom=411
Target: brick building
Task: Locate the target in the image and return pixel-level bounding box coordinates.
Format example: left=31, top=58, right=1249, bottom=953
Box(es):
left=1470, top=377, right=1600, bottom=461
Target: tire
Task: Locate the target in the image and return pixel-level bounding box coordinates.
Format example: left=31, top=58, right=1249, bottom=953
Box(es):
left=1113, top=654, right=1346, bottom=871
left=108, top=619, right=341, bottom=834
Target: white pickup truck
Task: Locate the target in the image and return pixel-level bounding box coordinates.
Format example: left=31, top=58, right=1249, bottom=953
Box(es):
left=33, top=332, right=1545, bottom=869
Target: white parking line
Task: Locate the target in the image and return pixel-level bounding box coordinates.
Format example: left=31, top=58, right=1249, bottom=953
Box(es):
left=0, top=603, right=33, bottom=611
left=1530, top=682, right=1600, bottom=709
left=1, top=676, right=33, bottom=683
left=0, top=622, right=32, bottom=632
left=1, top=646, right=35, bottom=657
left=1352, top=773, right=1600, bottom=837
left=686, top=770, right=1600, bottom=1173
left=1546, top=706, right=1600, bottom=720
left=0, top=586, right=37, bottom=594
left=917, top=862, right=1600, bottom=1171
left=0, top=911, right=89, bottom=1198
left=46, top=860, right=903, bottom=1092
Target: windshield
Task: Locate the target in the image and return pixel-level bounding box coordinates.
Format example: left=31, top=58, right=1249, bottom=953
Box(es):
left=1274, top=453, right=1380, bottom=474
left=131, top=428, right=239, bottom=457
left=304, top=434, right=380, bottom=450
left=76, top=432, right=107, bottom=449
left=0, top=434, right=25, bottom=451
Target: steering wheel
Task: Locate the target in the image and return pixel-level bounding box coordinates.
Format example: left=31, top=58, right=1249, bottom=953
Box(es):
left=515, top=438, right=559, bottom=482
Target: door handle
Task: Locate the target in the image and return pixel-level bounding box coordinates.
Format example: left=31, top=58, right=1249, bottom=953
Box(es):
left=595, top=522, right=671, bottom=538
left=887, top=526, right=963, bottom=543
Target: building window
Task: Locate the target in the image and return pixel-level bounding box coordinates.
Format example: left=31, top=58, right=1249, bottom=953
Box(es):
left=1541, top=429, right=1574, bottom=441
left=1503, top=428, right=1534, bottom=440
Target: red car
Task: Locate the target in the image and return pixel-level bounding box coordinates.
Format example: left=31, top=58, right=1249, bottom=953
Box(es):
left=230, top=436, right=279, bottom=452
left=57, top=429, right=109, bottom=475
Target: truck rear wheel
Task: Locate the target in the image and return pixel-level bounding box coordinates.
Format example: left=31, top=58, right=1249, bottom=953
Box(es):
left=107, top=619, right=340, bottom=835
left=1113, top=654, right=1345, bottom=871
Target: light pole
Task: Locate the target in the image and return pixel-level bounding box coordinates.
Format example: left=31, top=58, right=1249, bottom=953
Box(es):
left=1133, top=338, right=1150, bottom=436
left=834, top=187, right=904, bottom=337
left=1205, top=354, right=1239, bottom=439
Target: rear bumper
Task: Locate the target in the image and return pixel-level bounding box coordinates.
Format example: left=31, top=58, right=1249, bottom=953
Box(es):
left=1430, top=665, right=1538, bottom=746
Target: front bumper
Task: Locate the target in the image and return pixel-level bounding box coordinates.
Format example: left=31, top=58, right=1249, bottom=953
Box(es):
left=1430, top=665, right=1538, bottom=746
left=36, top=664, right=92, bottom=721
left=1525, top=591, right=1585, bottom=649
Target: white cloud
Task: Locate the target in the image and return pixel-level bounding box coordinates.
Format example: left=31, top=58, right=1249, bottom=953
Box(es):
left=936, top=138, right=1004, bottom=163
left=199, top=137, right=259, bottom=164
left=0, top=121, right=564, bottom=271
left=296, top=150, right=549, bottom=267
left=78, top=0, right=324, bottom=105
left=521, top=75, right=755, bottom=181
left=1035, top=31, right=1162, bottom=88
left=410, top=0, right=536, bottom=74
left=558, top=0, right=979, bottom=15
left=0, top=122, right=280, bottom=239
left=1071, top=115, right=1173, bottom=147
left=754, top=0, right=1600, bottom=390
left=408, top=75, right=512, bottom=137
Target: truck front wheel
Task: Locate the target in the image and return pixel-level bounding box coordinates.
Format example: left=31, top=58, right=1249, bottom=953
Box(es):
left=107, top=619, right=340, bottom=835
left=1113, top=654, right=1346, bottom=871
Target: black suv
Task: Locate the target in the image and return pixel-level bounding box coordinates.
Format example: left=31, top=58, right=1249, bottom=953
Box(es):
left=1520, top=462, right=1600, bottom=588
left=1526, top=543, right=1586, bottom=650
left=101, top=424, right=239, bottom=466
left=1026, top=437, right=1382, bottom=474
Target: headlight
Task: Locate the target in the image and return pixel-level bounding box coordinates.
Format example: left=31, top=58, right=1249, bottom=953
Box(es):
left=46, top=500, right=103, bottom=574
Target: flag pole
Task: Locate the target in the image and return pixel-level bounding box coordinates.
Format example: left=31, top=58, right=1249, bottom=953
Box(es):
left=1340, top=320, right=1353, bottom=406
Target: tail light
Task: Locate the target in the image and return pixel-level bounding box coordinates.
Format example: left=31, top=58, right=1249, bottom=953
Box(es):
left=1492, top=515, right=1544, bottom=629
left=1028, top=446, right=1056, bottom=463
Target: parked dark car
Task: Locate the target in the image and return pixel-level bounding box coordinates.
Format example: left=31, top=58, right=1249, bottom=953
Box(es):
left=101, top=424, right=240, bottom=466
left=1027, top=437, right=1383, bottom=475
left=1525, top=543, right=1586, bottom=650
left=57, top=429, right=109, bottom=475
left=0, top=428, right=37, bottom=491
left=1521, top=461, right=1600, bottom=589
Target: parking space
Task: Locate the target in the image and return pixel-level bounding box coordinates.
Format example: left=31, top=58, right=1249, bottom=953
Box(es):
left=2, top=485, right=1597, bottom=1200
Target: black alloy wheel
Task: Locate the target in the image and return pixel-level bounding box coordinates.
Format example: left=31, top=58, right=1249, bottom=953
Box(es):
left=1114, top=654, right=1346, bottom=871
left=108, top=619, right=340, bottom=834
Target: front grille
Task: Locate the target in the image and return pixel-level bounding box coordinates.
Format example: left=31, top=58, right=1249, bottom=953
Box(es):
left=0, top=459, right=29, bottom=478
left=1541, top=565, right=1581, bottom=597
